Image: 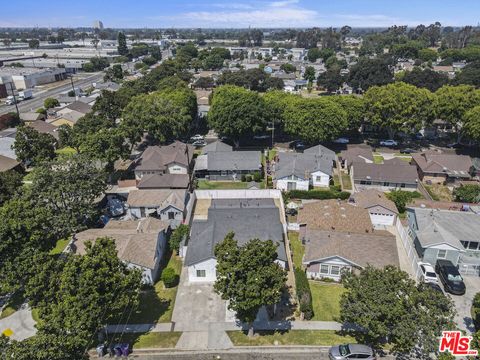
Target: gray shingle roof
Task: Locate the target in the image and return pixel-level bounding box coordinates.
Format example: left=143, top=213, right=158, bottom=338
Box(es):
left=410, top=207, right=480, bottom=249
left=201, top=140, right=232, bottom=155
left=185, top=198, right=286, bottom=266
left=352, top=162, right=418, bottom=184
left=135, top=141, right=193, bottom=171
left=275, top=152, right=333, bottom=180
left=206, top=151, right=261, bottom=172
left=137, top=173, right=189, bottom=189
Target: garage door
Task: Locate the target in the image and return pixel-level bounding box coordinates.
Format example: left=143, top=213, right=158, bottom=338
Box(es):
left=370, top=213, right=395, bottom=226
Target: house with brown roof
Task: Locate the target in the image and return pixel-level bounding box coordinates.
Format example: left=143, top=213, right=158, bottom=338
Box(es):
left=127, top=189, right=187, bottom=227
left=298, top=199, right=398, bottom=280
left=71, top=218, right=169, bottom=284
left=134, top=141, right=193, bottom=189
left=351, top=160, right=418, bottom=192
left=302, top=229, right=399, bottom=280
left=350, top=189, right=398, bottom=227
left=26, top=120, right=59, bottom=140
left=411, top=152, right=473, bottom=184
left=339, top=146, right=374, bottom=171
left=0, top=154, right=21, bottom=172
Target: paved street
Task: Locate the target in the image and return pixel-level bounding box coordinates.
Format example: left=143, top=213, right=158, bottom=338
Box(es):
left=0, top=305, right=36, bottom=341
left=0, top=72, right=103, bottom=116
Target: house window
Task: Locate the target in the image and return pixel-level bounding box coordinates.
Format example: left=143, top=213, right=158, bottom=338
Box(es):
left=320, top=265, right=329, bottom=274
left=196, top=270, right=206, bottom=277
left=168, top=212, right=175, bottom=220
left=383, top=182, right=390, bottom=187
left=437, top=249, right=447, bottom=259
left=469, top=242, right=479, bottom=251
left=400, top=183, right=406, bottom=188
left=315, top=176, right=322, bottom=182
left=330, top=266, right=341, bottom=276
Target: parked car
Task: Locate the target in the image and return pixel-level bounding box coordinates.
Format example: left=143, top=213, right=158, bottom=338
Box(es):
left=285, top=208, right=298, bottom=216
left=253, top=134, right=269, bottom=140
left=290, top=140, right=305, bottom=151
left=107, top=198, right=125, bottom=217
left=400, top=148, right=417, bottom=154
left=192, top=140, right=207, bottom=147
left=333, top=137, right=349, bottom=144
left=329, top=344, right=375, bottom=360
left=419, top=262, right=438, bottom=283
left=435, top=259, right=466, bottom=295
left=190, top=134, right=204, bottom=141
left=379, top=139, right=398, bottom=147
left=424, top=282, right=444, bottom=294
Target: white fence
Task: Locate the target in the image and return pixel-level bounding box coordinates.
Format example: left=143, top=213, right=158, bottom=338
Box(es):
left=396, top=221, right=422, bottom=281
left=287, top=223, right=300, bottom=231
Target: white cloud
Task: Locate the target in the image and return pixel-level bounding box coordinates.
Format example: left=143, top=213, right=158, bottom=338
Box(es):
left=269, top=0, right=300, bottom=7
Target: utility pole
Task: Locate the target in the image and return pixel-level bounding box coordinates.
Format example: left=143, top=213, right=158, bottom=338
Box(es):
left=8, top=82, right=19, bottom=117
left=69, top=75, right=75, bottom=95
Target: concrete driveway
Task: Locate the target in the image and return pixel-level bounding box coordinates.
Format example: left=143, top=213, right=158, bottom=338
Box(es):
left=450, top=275, right=480, bottom=333
left=171, top=267, right=233, bottom=350
left=0, top=305, right=37, bottom=341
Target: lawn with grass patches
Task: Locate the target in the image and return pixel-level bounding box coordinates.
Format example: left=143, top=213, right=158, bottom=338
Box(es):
left=310, top=282, right=345, bottom=321
left=196, top=180, right=248, bottom=190
left=288, top=232, right=304, bottom=269
left=341, top=173, right=352, bottom=190
left=425, top=184, right=453, bottom=202
left=106, top=331, right=181, bottom=349
left=333, top=174, right=340, bottom=187
left=373, top=155, right=384, bottom=164
left=49, top=238, right=70, bottom=255
left=125, top=252, right=182, bottom=324
left=0, top=292, right=24, bottom=319
left=31, top=308, right=40, bottom=323
left=227, top=330, right=356, bottom=346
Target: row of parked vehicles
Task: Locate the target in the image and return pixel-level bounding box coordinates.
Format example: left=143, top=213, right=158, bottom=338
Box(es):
left=419, top=259, right=466, bottom=295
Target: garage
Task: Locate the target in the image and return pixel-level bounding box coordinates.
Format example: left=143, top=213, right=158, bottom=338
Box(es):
left=369, top=211, right=396, bottom=226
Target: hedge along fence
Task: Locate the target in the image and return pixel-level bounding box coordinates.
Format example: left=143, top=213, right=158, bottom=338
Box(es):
left=294, top=267, right=314, bottom=320
left=472, top=292, right=480, bottom=330
left=286, top=189, right=350, bottom=201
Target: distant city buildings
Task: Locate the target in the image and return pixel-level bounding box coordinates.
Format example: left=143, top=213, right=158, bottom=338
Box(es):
left=92, top=20, right=104, bottom=30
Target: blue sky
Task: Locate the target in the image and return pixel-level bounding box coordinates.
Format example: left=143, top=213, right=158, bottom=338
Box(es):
left=2, top=0, right=480, bottom=28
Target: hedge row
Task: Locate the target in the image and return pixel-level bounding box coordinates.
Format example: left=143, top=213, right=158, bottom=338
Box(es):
left=472, top=292, right=480, bottom=330
left=287, top=189, right=350, bottom=200
left=294, top=267, right=314, bottom=320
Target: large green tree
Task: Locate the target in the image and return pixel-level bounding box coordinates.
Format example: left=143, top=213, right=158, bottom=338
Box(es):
left=13, top=126, right=57, bottom=165
left=214, top=233, right=286, bottom=337
left=330, top=95, right=365, bottom=131
left=341, top=266, right=455, bottom=355
left=208, top=85, right=270, bottom=146
left=117, top=32, right=128, bottom=56
left=435, top=85, right=480, bottom=141
left=401, top=67, right=449, bottom=92
left=463, top=105, right=480, bottom=142
left=349, top=57, right=393, bottom=90
left=282, top=96, right=348, bottom=143
left=29, top=155, right=106, bottom=236
left=364, top=82, right=434, bottom=138
left=0, top=170, right=23, bottom=206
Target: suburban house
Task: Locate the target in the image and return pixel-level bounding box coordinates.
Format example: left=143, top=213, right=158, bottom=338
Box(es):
left=411, top=152, right=473, bottom=184
left=0, top=154, right=21, bottom=172
left=0, top=137, right=16, bottom=160
left=49, top=100, right=93, bottom=127
left=126, top=189, right=187, bottom=227
left=351, top=160, right=418, bottom=192
left=184, top=198, right=287, bottom=282
left=27, top=120, right=59, bottom=140
left=298, top=199, right=398, bottom=280
left=302, top=229, right=399, bottom=280
left=71, top=218, right=169, bottom=284
left=134, top=141, right=193, bottom=189
left=407, top=207, right=480, bottom=275
left=273, top=144, right=335, bottom=191
left=194, top=141, right=262, bottom=181
left=19, top=111, right=46, bottom=122
left=350, top=189, right=398, bottom=227
left=338, top=146, right=374, bottom=171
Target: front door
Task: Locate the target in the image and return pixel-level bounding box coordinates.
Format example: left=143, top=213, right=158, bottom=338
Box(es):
left=287, top=181, right=296, bottom=191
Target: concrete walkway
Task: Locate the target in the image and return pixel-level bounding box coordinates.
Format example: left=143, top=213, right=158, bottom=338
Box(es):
left=0, top=305, right=36, bottom=341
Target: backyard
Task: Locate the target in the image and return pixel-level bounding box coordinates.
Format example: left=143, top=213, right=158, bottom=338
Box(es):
left=425, top=184, right=453, bottom=202
left=288, top=231, right=304, bottom=269
left=227, top=330, right=355, bottom=346
left=196, top=180, right=249, bottom=190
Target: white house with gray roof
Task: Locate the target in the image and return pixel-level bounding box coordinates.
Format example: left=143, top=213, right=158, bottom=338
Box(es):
left=407, top=207, right=480, bottom=275
left=184, top=198, right=287, bottom=282
left=274, top=144, right=335, bottom=191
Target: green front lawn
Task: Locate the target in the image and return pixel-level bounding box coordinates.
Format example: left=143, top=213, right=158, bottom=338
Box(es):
left=106, top=331, right=181, bottom=349
left=227, top=330, right=356, bottom=346
left=196, top=180, right=248, bottom=190
left=288, top=232, right=304, bottom=269
left=310, top=282, right=345, bottom=322
left=49, top=238, right=70, bottom=255
left=125, top=252, right=182, bottom=324
left=55, top=147, right=77, bottom=156
left=0, top=292, right=24, bottom=320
